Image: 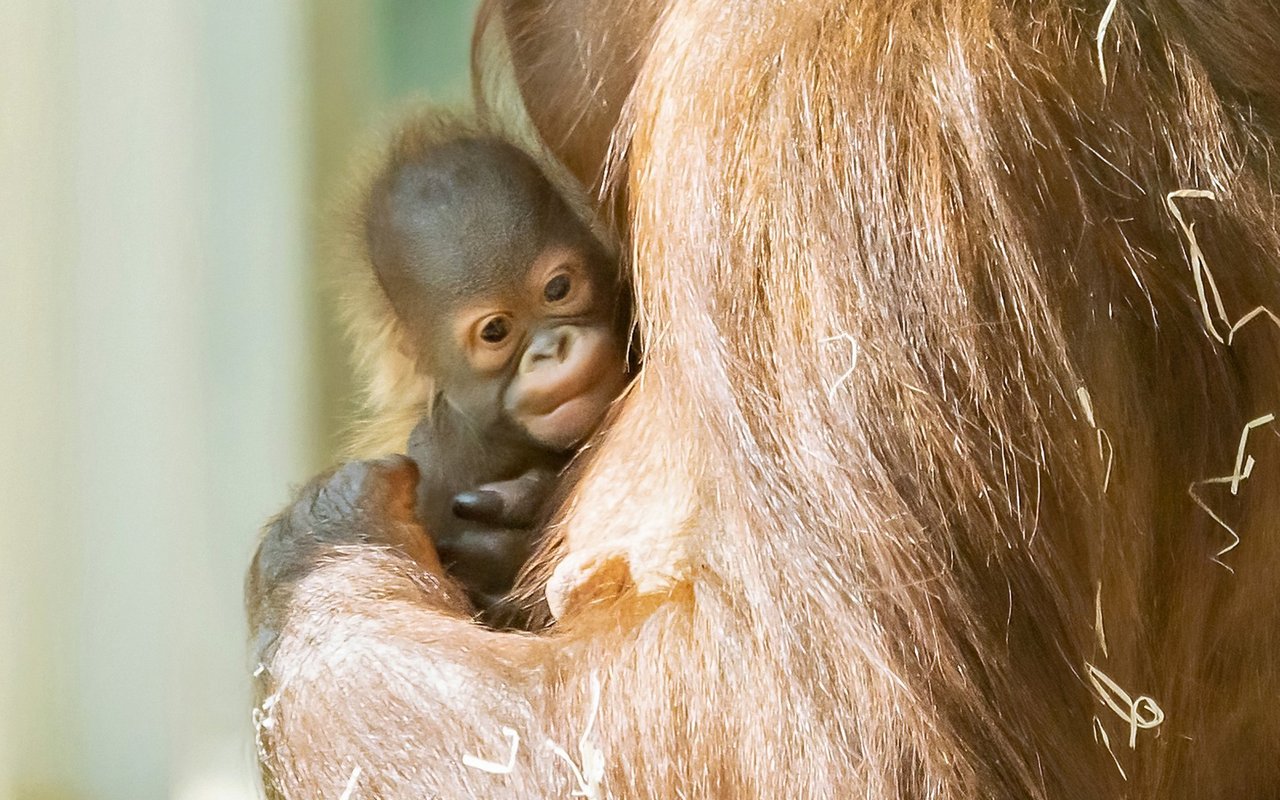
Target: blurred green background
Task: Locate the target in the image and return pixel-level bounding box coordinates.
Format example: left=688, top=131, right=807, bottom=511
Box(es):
left=0, top=2, right=479, bottom=797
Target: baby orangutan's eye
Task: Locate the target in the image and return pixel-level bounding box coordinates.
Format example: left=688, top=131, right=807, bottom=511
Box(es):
left=479, top=315, right=511, bottom=344
left=544, top=274, right=571, bottom=302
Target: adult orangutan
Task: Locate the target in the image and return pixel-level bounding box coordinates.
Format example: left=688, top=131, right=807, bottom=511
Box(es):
left=247, top=0, right=1280, bottom=797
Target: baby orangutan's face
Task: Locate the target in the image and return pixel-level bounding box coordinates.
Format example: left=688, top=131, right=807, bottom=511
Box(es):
left=437, top=243, right=630, bottom=450
left=365, top=136, right=631, bottom=451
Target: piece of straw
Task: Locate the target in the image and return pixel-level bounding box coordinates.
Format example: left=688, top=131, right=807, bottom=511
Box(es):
left=1092, top=716, right=1128, bottom=780
left=1097, top=0, right=1121, bottom=85
left=1094, top=581, right=1109, bottom=658
left=822, top=333, right=860, bottom=400
left=1227, top=306, right=1280, bottom=345
left=463, top=727, right=522, bottom=775
left=338, top=765, right=362, bottom=800
left=1166, top=189, right=1227, bottom=342
left=547, top=673, right=606, bottom=799
left=1086, top=663, right=1165, bottom=749
left=1188, top=412, right=1276, bottom=568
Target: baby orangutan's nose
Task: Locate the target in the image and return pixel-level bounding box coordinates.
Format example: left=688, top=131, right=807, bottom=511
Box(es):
left=521, top=327, right=573, bottom=369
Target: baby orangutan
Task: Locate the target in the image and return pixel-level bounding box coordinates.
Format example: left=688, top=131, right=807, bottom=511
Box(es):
left=362, top=120, right=631, bottom=624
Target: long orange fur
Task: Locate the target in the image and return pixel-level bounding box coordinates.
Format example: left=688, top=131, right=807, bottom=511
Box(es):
left=249, top=1, right=1280, bottom=796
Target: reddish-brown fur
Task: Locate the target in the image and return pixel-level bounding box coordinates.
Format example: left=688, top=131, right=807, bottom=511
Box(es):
left=248, top=1, right=1280, bottom=796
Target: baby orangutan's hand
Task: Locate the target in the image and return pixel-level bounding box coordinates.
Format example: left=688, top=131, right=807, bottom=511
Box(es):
left=251, top=456, right=443, bottom=595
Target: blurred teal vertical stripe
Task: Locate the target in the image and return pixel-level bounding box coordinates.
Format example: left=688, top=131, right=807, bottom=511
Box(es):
left=375, top=0, right=478, bottom=101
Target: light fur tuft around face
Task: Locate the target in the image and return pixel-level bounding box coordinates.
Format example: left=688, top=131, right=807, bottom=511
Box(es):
left=338, top=111, right=512, bottom=459
left=335, top=109, right=498, bottom=457
left=252, top=1, right=1280, bottom=798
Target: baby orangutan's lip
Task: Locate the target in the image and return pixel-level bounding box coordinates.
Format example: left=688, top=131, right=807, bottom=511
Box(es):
left=508, top=325, right=630, bottom=449
left=519, top=373, right=625, bottom=451
left=525, top=394, right=608, bottom=449
left=518, top=368, right=598, bottom=417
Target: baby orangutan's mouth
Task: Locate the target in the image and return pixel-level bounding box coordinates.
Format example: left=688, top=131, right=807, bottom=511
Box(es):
left=507, top=324, right=630, bottom=450
left=516, top=369, right=627, bottom=450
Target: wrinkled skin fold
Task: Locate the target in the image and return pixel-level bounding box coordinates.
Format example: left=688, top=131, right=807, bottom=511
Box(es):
left=247, top=1, right=1280, bottom=797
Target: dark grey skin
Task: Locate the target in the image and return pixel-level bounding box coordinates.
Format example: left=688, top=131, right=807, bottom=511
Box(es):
left=408, top=404, right=563, bottom=617
left=247, top=456, right=466, bottom=657
left=365, top=133, right=631, bottom=623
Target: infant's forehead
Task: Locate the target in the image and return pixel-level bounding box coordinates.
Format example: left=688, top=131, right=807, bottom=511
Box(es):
left=376, top=162, right=545, bottom=283
left=391, top=139, right=549, bottom=220
left=390, top=160, right=544, bottom=237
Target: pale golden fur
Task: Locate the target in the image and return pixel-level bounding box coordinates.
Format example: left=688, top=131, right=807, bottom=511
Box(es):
left=250, top=0, right=1280, bottom=797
